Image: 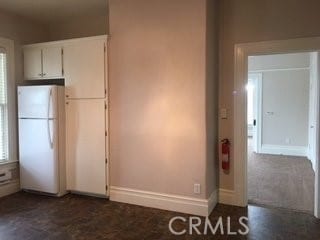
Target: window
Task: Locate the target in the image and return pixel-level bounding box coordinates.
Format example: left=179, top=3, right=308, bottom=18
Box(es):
left=0, top=49, right=8, bottom=161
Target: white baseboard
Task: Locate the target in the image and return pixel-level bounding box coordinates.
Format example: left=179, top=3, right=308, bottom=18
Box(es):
left=110, top=186, right=218, bottom=217
left=207, top=190, right=218, bottom=215
left=0, top=181, right=20, bottom=198
left=218, top=188, right=235, bottom=205
left=260, top=144, right=307, bottom=157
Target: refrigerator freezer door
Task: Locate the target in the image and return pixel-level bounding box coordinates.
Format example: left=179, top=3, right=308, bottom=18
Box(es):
left=19, top=118, right=59, bottom=194
left=18, top=85, right=57, bottom=119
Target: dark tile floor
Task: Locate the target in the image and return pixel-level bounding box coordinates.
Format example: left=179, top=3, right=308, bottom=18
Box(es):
left=0, top=191, right=319, bottom=240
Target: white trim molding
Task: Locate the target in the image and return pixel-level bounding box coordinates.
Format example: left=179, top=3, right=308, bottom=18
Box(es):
left=218, top=188, right=236, bottom=205
left=249, top=66, right=310, bottom=73
left=0, top=181, right=20, bottom=198
left=23, top=35, right=108, bottom=48
left=0, top=37, right=16, bottom=163
left=207, top=190, right=218, bottom=215
left=234, top=37, right=320, bottom=218
left=110, top=186, right=218, bottom=217
left=260, top=144, right=308, bottom=157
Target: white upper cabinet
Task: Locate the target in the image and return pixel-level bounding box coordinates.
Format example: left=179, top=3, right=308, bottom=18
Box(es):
left=23, top=48, right=42, bottom=80
left=23, top=45, right=63, bottom=80
left=42, top=47, right=63, bottom=78
left=64, top=38, right=106, bottom=99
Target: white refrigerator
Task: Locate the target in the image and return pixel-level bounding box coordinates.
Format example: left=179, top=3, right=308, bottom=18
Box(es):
left=18, top=85, right=66, bottom=196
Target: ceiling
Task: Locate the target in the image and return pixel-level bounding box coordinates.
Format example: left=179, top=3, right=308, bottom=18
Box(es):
left=0, top=0, right=107, bottom=23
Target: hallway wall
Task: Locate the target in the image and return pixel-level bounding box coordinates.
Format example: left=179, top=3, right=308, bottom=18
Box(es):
left=219, top=0, right=320, bottom=190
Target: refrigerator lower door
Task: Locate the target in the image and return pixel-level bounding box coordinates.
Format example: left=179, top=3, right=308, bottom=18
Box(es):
left=19, top=118, right=59, bottom=194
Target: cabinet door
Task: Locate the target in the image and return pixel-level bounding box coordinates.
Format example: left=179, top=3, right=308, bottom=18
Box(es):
left=64, top=39, right=106, bottom=99
left=24, top=48, right=42, bottom=80
left=42, top=46, right=63, bottom=79
left=66, top=99, right=106, bottom=195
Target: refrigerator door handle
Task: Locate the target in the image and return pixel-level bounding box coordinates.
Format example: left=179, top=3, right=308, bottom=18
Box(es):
left=47, top=119, right=54, bottom=149
left=47, top=89, right=53, bottom=149
left=48, top=88, right=52, bottom=119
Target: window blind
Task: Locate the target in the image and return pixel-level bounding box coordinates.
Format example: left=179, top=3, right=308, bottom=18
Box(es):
left=0, top=52, right=8, bottom=161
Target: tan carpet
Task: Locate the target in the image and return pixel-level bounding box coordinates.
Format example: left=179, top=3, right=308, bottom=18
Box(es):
left=248, top=138, right=314, bottom=213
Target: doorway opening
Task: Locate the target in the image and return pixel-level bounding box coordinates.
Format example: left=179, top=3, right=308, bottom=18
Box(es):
left=246, top=52, right=316, bottom=213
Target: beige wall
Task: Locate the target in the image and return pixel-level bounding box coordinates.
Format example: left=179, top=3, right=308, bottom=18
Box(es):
left=0, top=9, right=48, bottom=45
left=248, top=53, right=310, bottom=71
left=0, top=9, right=49, bottom=159
left=219, top=0, right=320, bottom=190
left=0, top=9, right=49, bottom=192
left=109, top=0, right=218, bottom=199
left=205, top=0, right=219, bottom=197
left=0, top=9, right=49, bottom=85
left=48, top=15, right=108, bottom=41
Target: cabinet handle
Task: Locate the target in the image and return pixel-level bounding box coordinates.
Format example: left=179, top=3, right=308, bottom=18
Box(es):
left=66, top=102, right=69, bottom=105
left=66, top=95, right=69, bottom=98
left=43, top=73, right=46, bottom=76
left=38, top=73, right=42, bottom=76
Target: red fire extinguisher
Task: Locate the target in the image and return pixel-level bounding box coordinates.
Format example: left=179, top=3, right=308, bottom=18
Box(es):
left=221, top=139, right=230, bottom=170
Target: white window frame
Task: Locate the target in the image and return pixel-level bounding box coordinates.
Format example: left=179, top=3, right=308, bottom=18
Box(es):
left=0, top=37, right=15, bottom=163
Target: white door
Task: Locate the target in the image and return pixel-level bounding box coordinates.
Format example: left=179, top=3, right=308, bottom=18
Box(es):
left=308, top=71, right=316, bottom=164
left=23, top=48, right=42, bottom=80
left=42, top=46, right=63, bottom=79
left=18, top=86, right=57, bottom=119
left=248, top=73, right=262, bottom=153
left=308, top=52, right=318, bottom=171
left=64, top=38, right=106, bottom=99
left=19, top=119, right=58, bottom=193
left=66, top=99, right=106, bottom=195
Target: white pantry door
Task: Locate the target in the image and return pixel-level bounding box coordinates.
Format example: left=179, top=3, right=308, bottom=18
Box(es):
left=66, top=99, right=106, bottom=195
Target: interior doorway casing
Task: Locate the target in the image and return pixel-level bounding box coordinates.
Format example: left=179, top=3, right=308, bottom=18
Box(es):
left=234, top=37, right=320, bottom=218
left=247, top=73, right=262, bottom=153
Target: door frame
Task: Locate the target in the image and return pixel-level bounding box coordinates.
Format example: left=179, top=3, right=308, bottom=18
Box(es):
left=308, top=52, right=318, bottom=172
left=234, top=37, right=320, bottom=218
left=247, top=73, right=263, bottom=153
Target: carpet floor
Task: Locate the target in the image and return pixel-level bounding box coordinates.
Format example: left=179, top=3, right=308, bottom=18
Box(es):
left=248, top=138, right=314, bottom=213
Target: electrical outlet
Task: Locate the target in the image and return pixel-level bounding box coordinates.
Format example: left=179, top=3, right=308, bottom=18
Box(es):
left=194, top=183, right=201, bottom=194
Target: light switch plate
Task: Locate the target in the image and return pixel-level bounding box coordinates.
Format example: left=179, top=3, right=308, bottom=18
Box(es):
left=220, top=108, right=228, bottom=119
